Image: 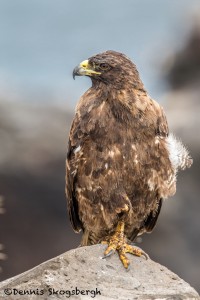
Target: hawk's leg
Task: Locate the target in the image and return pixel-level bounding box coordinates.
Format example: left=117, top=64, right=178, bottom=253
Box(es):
left=102, top=221, right=148, bottom=269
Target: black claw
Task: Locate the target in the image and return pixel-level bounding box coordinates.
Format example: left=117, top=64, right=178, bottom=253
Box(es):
left=103, top=249, right=114, bottom=259
left=126, top=264, right=130, bottom=271
left=141, top=252, right=149, bottom=260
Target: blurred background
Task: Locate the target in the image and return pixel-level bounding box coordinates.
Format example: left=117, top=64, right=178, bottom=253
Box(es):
left=0, top=0, right=200, bottom=293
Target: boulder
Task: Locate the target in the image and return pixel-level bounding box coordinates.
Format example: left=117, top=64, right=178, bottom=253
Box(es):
left=0, top=245, right=199, bottom=300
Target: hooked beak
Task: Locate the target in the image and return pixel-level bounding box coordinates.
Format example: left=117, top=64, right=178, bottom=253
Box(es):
left=72, top=59, right=101, bottom=79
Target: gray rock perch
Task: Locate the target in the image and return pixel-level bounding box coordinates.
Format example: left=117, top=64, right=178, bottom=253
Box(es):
left=0, top=245, right=199, bottom=300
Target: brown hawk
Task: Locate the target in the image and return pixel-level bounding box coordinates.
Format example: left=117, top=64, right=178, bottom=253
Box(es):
left=66, top=50, right=192, bottom=268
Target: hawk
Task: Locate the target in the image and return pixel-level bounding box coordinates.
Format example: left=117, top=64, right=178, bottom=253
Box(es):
left=66, top=50, right=192, bottom=268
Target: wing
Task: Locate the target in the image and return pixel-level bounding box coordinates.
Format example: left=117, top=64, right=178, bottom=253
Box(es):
left=151, top=99, right=169, bottom=138
left=130, top=99, right=169, bottom=240
left=144, top=198, right=163, bottom=232
left=143, top=101, right=168, bottom=232
left=65, top=117, right=84, bottom=233
left=66, top=90, right=104, bottom=233
left=130, top=198, right=163, bottom=241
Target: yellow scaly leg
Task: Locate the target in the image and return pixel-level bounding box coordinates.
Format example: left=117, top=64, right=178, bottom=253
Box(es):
left=102, top=221, right=148, bottom=269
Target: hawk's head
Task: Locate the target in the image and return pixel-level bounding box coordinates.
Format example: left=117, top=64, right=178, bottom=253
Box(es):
left=73, top=50, right=144, bottom=90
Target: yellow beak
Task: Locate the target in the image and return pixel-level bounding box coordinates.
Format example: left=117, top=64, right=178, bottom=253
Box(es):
left=73, top=59, right=101, bottom=79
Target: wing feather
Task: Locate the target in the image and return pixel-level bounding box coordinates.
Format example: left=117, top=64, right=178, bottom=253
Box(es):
left=65, top=119, right=84, bottom=232
left=152, top=99, right=169, bottom=137
left=144, top=198, right=163, bottom=232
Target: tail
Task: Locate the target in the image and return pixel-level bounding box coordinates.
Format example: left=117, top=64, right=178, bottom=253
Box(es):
left=81, top=230, right=102, bottom=246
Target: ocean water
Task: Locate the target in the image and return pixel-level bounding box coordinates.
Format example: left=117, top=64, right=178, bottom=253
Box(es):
left=0, top=0, right=199, bottom=108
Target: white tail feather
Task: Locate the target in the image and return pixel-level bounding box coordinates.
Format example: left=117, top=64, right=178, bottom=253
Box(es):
left=167, top=133, right=193, bottom=171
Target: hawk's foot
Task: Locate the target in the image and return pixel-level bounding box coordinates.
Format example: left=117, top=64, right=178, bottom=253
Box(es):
left=102, top=221, right=148, bottom=269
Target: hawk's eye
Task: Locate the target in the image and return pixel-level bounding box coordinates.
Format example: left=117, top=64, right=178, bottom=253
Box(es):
left=100, top=63, right=109, bottom=70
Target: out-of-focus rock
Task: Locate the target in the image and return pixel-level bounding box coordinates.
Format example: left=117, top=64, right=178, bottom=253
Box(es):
left=0, top=245, right=199, bottom=300
left=0, top=196, right=5, bottom=215
left=0, top=195, right=7, bottom=273
left=166, top=23, right=200, bottom=89
left=0, top=101, right=72, bottom=173
left=163, top=22, right=200, bottom=151
left=0, top=100, right=79, bottom=282
left=164, top=84, right=200, bottom=151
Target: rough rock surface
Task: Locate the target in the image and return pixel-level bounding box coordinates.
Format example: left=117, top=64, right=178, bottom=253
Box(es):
left=0, top=245, right=199, bottom=300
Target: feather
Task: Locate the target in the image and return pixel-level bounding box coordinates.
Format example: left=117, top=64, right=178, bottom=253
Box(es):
left=167, top=133, right=193, bottom=170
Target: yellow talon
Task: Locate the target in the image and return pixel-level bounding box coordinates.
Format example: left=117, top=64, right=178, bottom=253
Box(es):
left=102, top=221, right=148, bottom=269
left=101, top=241, right=108, bottom=245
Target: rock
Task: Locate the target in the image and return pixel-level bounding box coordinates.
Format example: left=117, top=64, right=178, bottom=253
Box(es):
left=165, top=23, right=200, bottom=90
left=0, top=245, right=199, bottom=300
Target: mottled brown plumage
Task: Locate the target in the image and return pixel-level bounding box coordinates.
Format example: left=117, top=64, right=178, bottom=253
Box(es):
left=66, top=50, right=192, bottom=266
